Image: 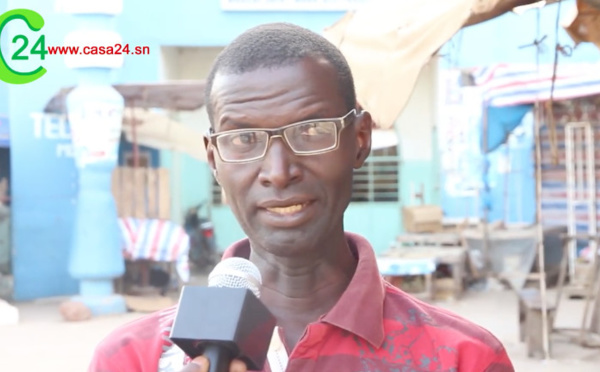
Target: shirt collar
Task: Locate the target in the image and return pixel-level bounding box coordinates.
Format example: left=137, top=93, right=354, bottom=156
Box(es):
left=221, top=232, right=386, bottom=348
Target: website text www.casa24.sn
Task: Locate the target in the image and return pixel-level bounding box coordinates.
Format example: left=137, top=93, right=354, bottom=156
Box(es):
left=46, top=44, right=150, bottom=56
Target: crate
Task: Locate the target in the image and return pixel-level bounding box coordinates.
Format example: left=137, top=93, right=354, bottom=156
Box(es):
left=402, top=205, right=443, bottom=233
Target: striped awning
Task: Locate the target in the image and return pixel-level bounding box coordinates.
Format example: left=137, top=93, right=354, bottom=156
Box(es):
left=471, top=62, right=600, bottom=107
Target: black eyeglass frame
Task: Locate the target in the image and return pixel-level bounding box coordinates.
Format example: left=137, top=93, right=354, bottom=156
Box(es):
left=206, top=109, right=359, bottom=163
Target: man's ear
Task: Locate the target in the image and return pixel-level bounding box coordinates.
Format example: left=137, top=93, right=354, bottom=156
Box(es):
left=204, top=135, right=218, bottom=179
left=354, top=110, right=372, bottom=169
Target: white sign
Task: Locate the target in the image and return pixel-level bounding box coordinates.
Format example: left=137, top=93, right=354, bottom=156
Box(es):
left=221, top=0, right=371, bottom=11
left=437, top=71, right=484, bottom=197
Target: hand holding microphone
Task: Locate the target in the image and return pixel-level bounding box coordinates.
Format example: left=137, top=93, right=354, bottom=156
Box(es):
left=179, top=355, right=247, bottom=372
left=171, top=257, right=276, bottom=372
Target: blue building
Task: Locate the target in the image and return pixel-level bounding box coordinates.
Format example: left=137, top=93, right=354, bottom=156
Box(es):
left=1, top=0, right=598, bottom=300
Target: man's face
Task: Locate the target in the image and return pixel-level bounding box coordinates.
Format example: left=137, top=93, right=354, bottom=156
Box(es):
left=206, top=57, right=372, bottom=256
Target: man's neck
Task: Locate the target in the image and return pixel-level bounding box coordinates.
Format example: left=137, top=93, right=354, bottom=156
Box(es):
left=250, top=231, right=356, bottom=294
left=248, top=232, right=357, bottom=349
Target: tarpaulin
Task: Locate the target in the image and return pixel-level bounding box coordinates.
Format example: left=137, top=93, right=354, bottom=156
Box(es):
left=484, top=104, right=532, bottom=153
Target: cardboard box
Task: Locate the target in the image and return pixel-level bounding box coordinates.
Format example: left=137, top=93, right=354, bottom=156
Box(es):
left=402, top=205, right=443, bottom=233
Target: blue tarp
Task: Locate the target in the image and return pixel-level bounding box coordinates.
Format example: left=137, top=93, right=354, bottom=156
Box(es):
left=483, top=104, right=532, bottom=153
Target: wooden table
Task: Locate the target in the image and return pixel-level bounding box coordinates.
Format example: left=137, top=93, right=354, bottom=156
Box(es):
left=377, top=256, right=437, bottom=300
left=379, top=245, right=467, bottom=300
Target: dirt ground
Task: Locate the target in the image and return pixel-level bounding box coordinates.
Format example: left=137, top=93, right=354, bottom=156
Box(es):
left=1, top=282, right=599, bottom=372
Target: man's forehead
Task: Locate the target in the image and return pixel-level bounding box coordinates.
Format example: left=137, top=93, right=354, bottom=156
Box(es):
left=211, top=56, right=336, bottom=91
left=209, top=58, right=343, bottom=123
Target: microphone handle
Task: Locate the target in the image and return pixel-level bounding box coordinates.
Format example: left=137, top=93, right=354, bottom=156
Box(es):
left=204, top=343, right=234, bottom=372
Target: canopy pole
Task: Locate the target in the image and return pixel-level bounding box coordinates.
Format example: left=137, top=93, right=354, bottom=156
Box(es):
left=503, top=144, right=510, bottom=226
left=482, top=102, right=491, bottom=275
left=534, top=101, right=551, bottom=360
left=532, top=6, right=551, bottom=360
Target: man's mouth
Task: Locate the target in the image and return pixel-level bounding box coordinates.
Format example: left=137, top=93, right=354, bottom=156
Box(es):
left=266, top=203, right=307, bottom=215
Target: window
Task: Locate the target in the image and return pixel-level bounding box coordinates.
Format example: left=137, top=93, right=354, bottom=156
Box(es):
left=210, top=146, right=401, bottom=205
left=351, top=147, right=400, bottom=202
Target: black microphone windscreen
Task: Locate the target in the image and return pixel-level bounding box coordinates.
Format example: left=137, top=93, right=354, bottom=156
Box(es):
left=170, top=257, right=276, bottom=372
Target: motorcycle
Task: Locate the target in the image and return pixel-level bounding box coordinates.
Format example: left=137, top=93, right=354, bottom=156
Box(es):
left=184, top=202, right=220, bottom=271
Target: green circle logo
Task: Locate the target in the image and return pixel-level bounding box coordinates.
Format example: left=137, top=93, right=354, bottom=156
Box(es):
left=0, top=9, right=47, bottom=85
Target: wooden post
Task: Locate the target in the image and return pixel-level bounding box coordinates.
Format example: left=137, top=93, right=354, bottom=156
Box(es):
left=157, top=168, right=171, bottom=220
left=147, top=168, right=158, bottom=219
left=533, top=102, right=551, bottom=360
left=481, top=101, right=490, bottom=275
left=133, top=168, right=146, bottom=219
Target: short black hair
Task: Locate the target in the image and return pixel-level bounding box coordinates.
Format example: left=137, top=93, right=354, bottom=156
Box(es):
left=204, top=22, right=356, bottom=125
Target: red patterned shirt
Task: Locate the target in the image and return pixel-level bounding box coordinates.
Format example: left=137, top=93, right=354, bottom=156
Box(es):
left=88, top=233, right=514, bottom=372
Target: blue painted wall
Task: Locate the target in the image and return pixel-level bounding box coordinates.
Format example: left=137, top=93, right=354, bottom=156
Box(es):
left=111, top=0, right=347, bottom=83
left=7, top=0, right=80, bottom=300
left=345, top=203, right=401, bottom=253
left=0, top=84, right=7, bottom=117
left=0, top=0, right=8, bottom=116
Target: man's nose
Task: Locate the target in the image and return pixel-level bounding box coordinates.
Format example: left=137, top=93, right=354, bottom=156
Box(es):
left=258, top=137, right=302, bottom=189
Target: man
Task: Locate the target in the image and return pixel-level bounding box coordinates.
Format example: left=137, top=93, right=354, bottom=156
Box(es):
left=89, top=23, right=514, bottom=372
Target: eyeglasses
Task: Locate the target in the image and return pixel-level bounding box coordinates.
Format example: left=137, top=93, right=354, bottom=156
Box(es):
left=207, top=109, right=358, bottom=163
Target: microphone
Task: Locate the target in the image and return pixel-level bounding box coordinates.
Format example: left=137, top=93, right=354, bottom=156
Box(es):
left=170, top=258, right=277, bottom=372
